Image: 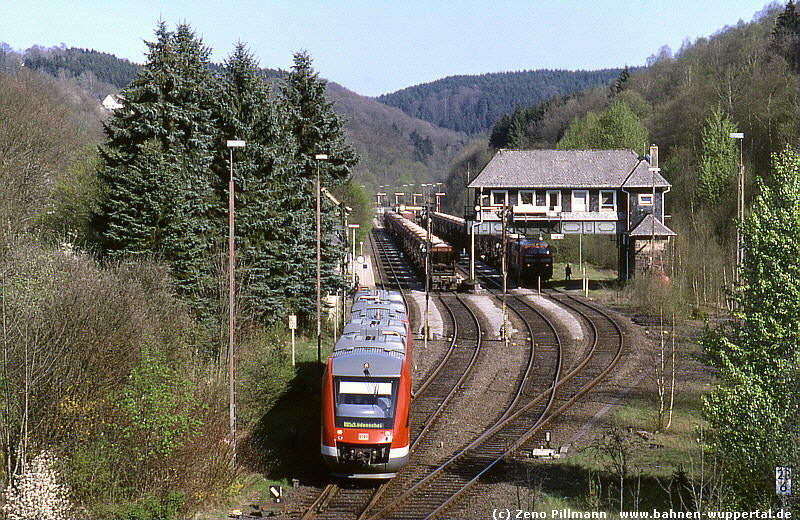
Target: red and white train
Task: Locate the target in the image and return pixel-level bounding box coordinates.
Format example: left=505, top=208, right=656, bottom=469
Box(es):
left=321, top=289, right=412, bottom=479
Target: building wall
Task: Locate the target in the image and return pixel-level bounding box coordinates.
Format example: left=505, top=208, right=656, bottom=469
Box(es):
left=627, top=189, right=664, bottom=229
left=631, top=237, right=671, bottom=276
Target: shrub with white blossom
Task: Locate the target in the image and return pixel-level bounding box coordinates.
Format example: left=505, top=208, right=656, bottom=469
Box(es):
left=2, top=451, right=73, bottom=520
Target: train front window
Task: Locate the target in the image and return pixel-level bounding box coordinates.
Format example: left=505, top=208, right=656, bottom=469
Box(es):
left=335, top=378, right=398, bottom=429
left=524, top=244, right=551, bottom=260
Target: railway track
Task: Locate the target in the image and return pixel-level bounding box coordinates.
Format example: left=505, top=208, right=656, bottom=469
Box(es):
left=349, top=261, right=624, bottom=519
left=300, top=228, right=483, bottom=520
left=301, top=227, right=626, bottom=520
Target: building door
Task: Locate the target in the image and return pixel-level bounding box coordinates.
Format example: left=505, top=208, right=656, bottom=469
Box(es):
left=546, top=190, right=561, bottom=211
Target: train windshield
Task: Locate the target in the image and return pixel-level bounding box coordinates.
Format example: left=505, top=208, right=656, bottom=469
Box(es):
left=334, top=377, right=398, bottom=429
left=524, top=244, right=551, bottom=257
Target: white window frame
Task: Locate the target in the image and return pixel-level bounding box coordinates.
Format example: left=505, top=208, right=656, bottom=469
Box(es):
left=571, top=190, right=589, bottom=212
left=638, top=193, right=654, bottom=206
left=518, top=190, right=535, bottom=206
left=546, top=190, right=561, bottom=211
left=600, top=190, right=617, bottom=212
left=490, top=190, right=508, bottom=207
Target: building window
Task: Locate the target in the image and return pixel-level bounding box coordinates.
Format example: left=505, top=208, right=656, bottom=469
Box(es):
left=572, top=190, right=589, bottom=212
left=546, top=190, right=561, bottom=211
left=518, top=190, right=535, bottom=205
left=600, top=190, right=617, bottom=211
left=480, top=193, right=490, bottom=207
left=638, top=193, right=654, bottom=206
left=491, top=190, right=508, bottom=206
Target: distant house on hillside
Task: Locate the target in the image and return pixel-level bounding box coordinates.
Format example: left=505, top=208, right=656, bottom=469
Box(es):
left=467, top=146, right=675, bottom=279
left=101, top=94, right=123, bottom=111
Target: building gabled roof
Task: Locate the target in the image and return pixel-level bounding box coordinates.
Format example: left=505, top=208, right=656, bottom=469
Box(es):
left=622, top=161, right=671, bottom=188
left=468, top=149, right=670, bottom=189
left=629, top=214, right=676, bottom=237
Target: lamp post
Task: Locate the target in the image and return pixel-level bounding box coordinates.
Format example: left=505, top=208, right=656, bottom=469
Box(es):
left=729, top=132, right=744, bottom=284
left=226, top=139, right=245, bottom=468
left=348, top=223, right=360, bottom=287
left=501, top=205, right=509, bottom=344
left=424, top=204, right=432, bottom=346
left=315, top=153, right=328, bottom=366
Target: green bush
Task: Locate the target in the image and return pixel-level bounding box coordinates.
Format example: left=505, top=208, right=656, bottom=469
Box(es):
left=622, top=271, right=686, bottom=318
left=237, top=322, right=296, bottom=427
left=65, top=439, right=122, bottom=507
left=115, top=492, right=184, bottom=520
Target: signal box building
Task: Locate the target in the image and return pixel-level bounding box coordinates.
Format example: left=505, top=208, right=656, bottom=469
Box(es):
left=467, top=147, right=675, bottom=280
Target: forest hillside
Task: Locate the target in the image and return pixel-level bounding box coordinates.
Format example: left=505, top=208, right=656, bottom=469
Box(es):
left=377, top=68, right=625, bottom=134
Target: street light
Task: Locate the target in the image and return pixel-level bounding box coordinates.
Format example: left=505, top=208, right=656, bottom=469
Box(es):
left=226, top=139, right=245, bottom=468
left=348, top=223, right=360, bottom=287
left=729, top=132, right=744, bottom=284
left=501, top=205, right=509, bottom=344
left=315, top=153, right=328, bottom=366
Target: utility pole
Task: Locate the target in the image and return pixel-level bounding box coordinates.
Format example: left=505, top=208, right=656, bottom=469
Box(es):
left=649, top=166, right=660, bottom=271
left=424, top=197, right=432, bottom=346
left=729, top=132, right=744, bottom=284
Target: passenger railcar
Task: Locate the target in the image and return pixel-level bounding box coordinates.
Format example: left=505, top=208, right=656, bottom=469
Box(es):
left=321, top=290, right=412, bottom=479
left=383, top=211, right=458, bottom=291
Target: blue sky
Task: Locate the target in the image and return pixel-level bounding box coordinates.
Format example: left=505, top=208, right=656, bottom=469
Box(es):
left=2, top=0, right=774, bottom=97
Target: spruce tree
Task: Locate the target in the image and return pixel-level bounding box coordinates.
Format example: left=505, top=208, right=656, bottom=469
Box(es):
left=280, top=51, right=358, bottom=317
left=94, top=22, right=220, bottom=322
left=217, top=43, right=300, bottom=321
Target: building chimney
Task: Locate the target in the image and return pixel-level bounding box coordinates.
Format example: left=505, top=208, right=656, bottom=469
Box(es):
left=649, top=144, right=658, bottom=169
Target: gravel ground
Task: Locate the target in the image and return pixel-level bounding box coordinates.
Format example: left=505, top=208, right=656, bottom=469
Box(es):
left=464, top=293, right=520, bottom=340
left=410, top=293, right=530, bottom=464
left=407, top=289, right=445, bottom=338
left=514, top=288, right=584, bottom=342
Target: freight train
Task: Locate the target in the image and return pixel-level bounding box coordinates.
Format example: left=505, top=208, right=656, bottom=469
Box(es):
left=321, top=288, right=412, bottom=479
left=383, top=210, right=458, bottom=290
left=428, top=211, right=553, bottom=283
